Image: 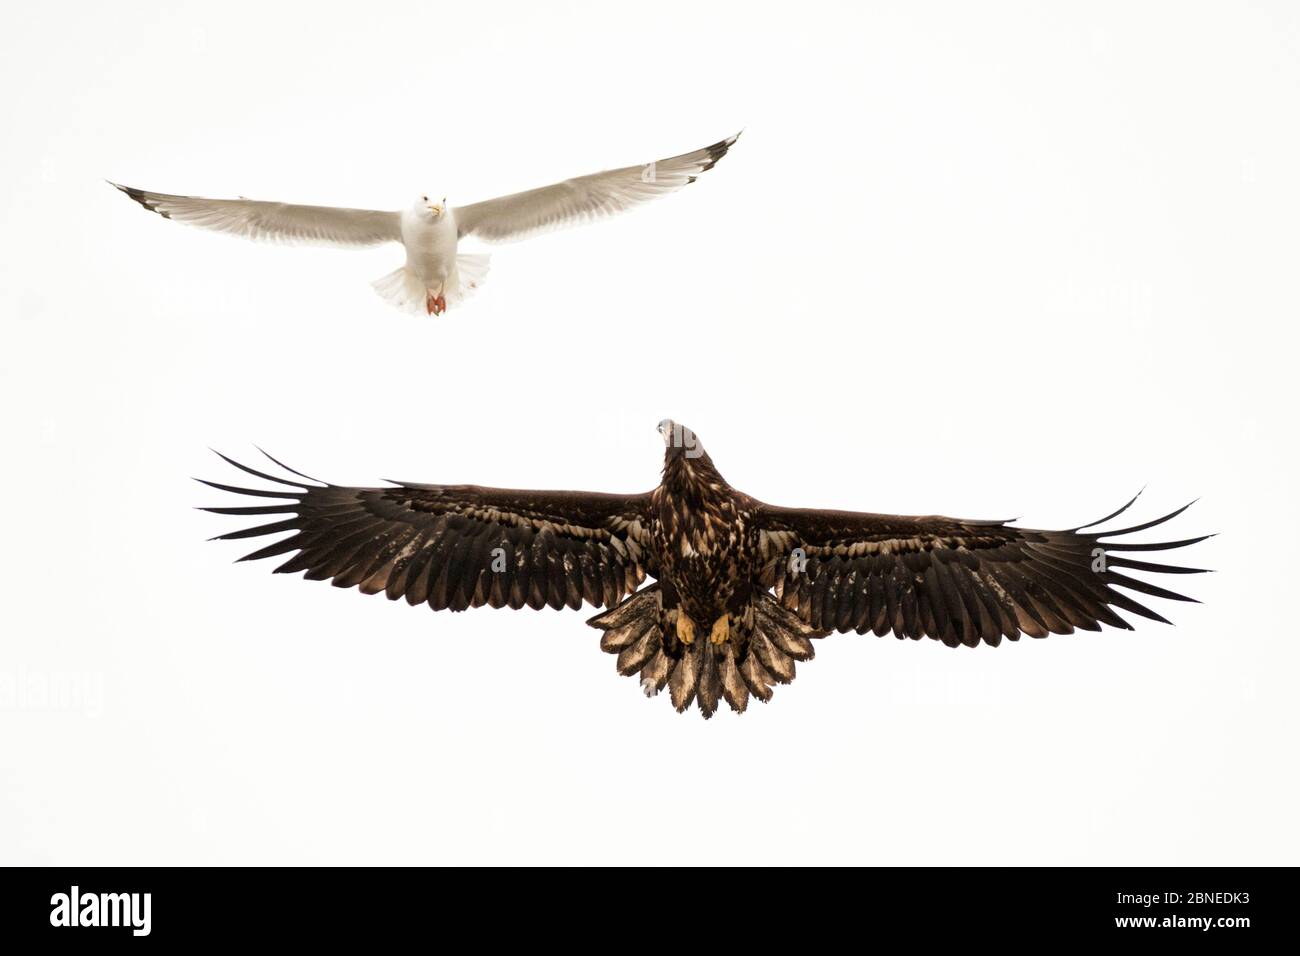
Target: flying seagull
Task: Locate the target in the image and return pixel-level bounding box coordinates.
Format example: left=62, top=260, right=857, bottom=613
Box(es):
left=110, top=133, right=740, bottom=316
left=201, top=422, right=1209, bottom=718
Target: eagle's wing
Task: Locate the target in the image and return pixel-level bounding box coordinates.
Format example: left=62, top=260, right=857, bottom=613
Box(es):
left=110, top=183, right=402, bottom=247
left=754, top=494, right=1209, bottom=646
left=202, top=452, right=654, bottom=612
left=453, top=133, right=740, bottom=243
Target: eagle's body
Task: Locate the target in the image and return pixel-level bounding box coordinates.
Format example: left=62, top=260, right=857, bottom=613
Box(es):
left=203, top=422, right=1208, bottom=718
left=651, top=446, right=757, bottom=640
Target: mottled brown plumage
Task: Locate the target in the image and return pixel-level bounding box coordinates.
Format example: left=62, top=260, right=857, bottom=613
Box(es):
left=203, top=423, right=1209, bottom=718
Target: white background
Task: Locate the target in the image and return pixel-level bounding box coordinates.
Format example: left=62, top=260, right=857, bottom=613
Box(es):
left=1, top=1, right=1296, bottom=865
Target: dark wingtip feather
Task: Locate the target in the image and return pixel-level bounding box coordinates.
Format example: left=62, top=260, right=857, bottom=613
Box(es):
left=1098, top=499, right=1198, bottom=538
left=195, top=478, right=301, bottom=499
left=254, top=446, right=326, bottom=486
left=1071, top=488, right=1144, bottom=532
left=1102, top=533, right=1215, bottom=552
left=210, top=517, right=299, bottom=542
left=1106, top=556, right=1211, bottom=575
left=197, top=503, right=297, bottom=516
left=1106, top=589, right=1174, bottom=625
left=697, top=130, right=743, bottom=174
left=238, top=536, right=306, bottom=564
left=1107, top=571, right=1200, bottom=604
left=110, top=182, right=169, bottom=217
left=209, top=449, right=311, bottom=488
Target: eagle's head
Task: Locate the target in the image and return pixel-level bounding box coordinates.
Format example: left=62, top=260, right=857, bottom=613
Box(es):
left=658, top=419, right=703, bottom=460
left=658, top=419, right=727, bottom=493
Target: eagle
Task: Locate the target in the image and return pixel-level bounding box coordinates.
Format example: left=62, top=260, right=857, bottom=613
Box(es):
left=109, top=133, right=739, bottom=317
left=202, top=421, right=1208, bottom=718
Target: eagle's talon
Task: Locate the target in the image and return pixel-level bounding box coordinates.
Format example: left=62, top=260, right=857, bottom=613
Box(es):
left=676, top=613, right=696, bottom=646
left=709, top=615, right=730, bottom=644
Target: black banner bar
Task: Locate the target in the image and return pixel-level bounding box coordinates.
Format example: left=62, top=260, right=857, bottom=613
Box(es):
left=0, top=866, right=1288, bottom=944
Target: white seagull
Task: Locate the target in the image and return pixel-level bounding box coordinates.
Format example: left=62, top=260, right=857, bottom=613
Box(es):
left=110, top=133, right=740, bottom=316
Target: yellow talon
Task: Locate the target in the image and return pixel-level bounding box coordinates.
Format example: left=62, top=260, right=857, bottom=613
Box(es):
left=709, top=615, right=730, bottom=645
left=676, top=613, right=696, bottom=646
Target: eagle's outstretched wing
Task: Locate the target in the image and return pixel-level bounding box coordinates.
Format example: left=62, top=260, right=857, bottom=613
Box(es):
left=454, top=133, right=740, bottom=244
left=201, top=452, right=654, bottom=612
left=110, top=183, right=402, bottom=247
left=755, top=494, right=1209, bottom=646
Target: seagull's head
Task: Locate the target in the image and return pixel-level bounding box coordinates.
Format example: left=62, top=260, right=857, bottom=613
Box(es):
left=417, top=194, right=447, bottom=221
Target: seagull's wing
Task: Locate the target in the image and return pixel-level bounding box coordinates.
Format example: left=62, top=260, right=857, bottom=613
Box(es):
left=201, top=452, right=656, bottom=613
left=754, top=495, right=1209, bottom=646
left=454, top=133, right=740, bottom=244
left=110, top=183, right=402, bottom=247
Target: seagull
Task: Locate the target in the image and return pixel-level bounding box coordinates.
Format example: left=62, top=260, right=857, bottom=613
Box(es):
left=110, top=133, right=740, bottom=316
left=201, top=421, right=1209, bottom=718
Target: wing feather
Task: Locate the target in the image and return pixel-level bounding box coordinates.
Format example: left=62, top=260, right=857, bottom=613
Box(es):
left=757, top=496, right=1207, bottom=644
left=201, top=452, right=654, bottom=614
left=454, top=133, right=740, bottom=244
left=111, top=183, right=402, bottom=247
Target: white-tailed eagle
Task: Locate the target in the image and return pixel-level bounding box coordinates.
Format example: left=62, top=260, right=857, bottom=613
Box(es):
left=202, top=422, right=1209, bottom=718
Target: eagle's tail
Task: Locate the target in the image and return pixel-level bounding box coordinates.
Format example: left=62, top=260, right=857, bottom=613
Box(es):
left=587, top=588, right=829, bottom=719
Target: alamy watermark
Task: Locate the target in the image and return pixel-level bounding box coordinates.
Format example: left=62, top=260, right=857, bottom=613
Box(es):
left=0, top=668, right=105, bottom=718
left=50, top=886, right=151, bottom=936
left=660, top=420, right=703, bottom=458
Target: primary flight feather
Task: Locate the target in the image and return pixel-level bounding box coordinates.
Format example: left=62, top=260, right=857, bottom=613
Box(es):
left=110, top=133, right=740, bottom=316
left=202, top=422, right=1209, bottom=719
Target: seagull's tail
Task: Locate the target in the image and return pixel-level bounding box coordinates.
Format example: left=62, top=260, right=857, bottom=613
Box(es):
left=370, top=254, right=491, bottom=317
left=370, top=265, right=429, bottom=316
left=448, top=253, right=490, bottom=307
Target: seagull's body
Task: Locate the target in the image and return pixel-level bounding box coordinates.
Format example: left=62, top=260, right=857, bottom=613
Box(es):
left=398, top=201, right=461, bottom=315
left=110, top=133, right=740, bottom=316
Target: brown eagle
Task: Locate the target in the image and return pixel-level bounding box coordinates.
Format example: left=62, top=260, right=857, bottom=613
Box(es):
left=203, top=421, right=1208, bottom=718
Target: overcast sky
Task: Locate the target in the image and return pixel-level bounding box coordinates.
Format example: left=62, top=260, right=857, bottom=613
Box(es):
left=2, top=1, right=1296, bottom=864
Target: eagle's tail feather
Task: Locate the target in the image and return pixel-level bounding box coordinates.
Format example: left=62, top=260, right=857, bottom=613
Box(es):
left=588, top=588, right=829, bottom=719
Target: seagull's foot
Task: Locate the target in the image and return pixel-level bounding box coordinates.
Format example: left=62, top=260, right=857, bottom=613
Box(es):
left=435, top=294, right=446, bottom=314
left=676, top=613, right=696, bottom=646
left=709, top=614, right=730, bottom=645
left=425, top=292, right=447, bottom=316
